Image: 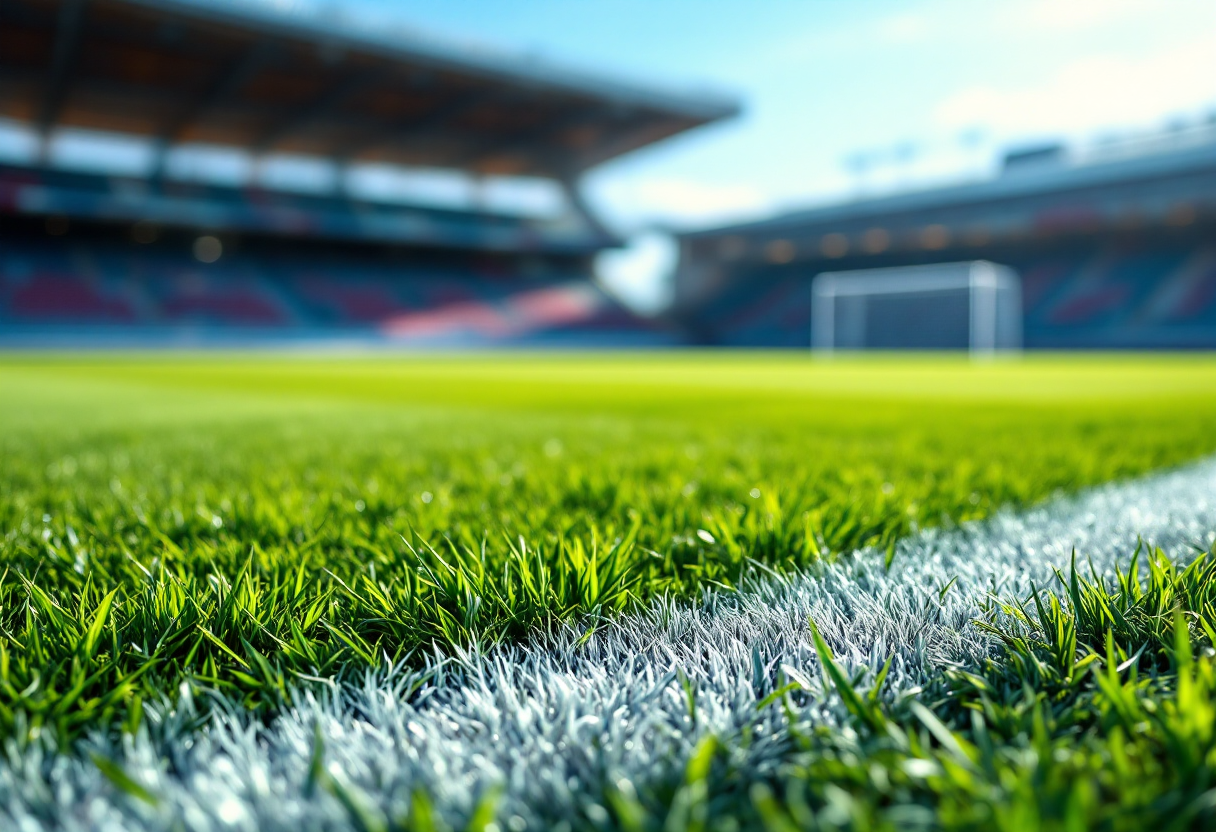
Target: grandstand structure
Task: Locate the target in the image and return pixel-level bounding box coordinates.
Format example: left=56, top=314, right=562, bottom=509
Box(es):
left=0, top=0, right=737, bottom=346
left=674, top=124, right=1216, bottom=349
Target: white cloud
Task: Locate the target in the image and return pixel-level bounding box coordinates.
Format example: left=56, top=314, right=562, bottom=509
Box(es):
left=592, top=177, right=770, bottom=229
left=764, top=8, right=938, bottom=70
left=934, top=36, right=1216, bottom=141
left=1007, top=0, right=1155, bottom=33
left=876, top=12, right=932, bottom=44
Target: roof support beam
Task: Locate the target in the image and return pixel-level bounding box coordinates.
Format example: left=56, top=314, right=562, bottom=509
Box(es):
left=36, top=0, right=88, bottom=149
left=149, top=40, right=276, bottom=177
left=161, top=41, right=275, bottom=143
left=559, top=174, right=615, bottom=242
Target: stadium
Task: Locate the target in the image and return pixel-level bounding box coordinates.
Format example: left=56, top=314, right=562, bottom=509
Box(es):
left=4, top=3, right=1216, bottom=832
left=0, top=0, right=736, bottom=347
left=674, top=126, right=1216, bottom=349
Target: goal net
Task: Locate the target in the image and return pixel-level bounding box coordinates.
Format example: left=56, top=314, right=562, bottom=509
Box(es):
left=811, top=261, right=1021, bottom=355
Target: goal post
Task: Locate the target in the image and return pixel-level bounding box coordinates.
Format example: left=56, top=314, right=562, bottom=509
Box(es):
left=811, top=261, right=1022, bottom=355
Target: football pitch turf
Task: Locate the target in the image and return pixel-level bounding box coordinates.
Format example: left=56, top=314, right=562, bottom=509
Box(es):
left=3, top=353, right=1216, bottom=830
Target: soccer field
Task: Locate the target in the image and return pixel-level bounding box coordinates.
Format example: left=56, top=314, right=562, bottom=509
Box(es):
left=3, top=353, right=1216, bottom=830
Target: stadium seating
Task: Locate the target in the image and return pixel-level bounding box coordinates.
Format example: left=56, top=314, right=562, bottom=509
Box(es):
left=0, top=236, right=670, bottom=345
left=8, top=274, right=136, bottom=322
left=685, top=270, right=813, bottom=346
left=678, top=241, right=1216, bottom=348
left=1021, top=243, right=1216, bottom=347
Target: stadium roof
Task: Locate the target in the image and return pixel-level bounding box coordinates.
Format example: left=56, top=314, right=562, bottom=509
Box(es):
left=0, top=0, right=740, bottom=178
left=681, top=129, right=1216, bottom=244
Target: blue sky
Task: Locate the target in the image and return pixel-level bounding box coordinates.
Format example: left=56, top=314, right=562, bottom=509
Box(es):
left=331, top=0, right=1216, bottom=235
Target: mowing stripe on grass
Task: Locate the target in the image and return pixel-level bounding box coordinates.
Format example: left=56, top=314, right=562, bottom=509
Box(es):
left=4, top=458, right=1216, bottom=832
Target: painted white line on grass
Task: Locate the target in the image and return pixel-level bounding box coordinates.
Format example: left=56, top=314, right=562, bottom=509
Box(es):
left=4, top=458, right=1216, bottom=831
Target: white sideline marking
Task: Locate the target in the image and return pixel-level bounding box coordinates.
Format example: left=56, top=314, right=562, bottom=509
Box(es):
left=3, top=459, right=1216, bottom=831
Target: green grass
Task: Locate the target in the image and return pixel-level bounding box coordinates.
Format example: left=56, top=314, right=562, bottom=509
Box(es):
left=3, top=352, right=1216, bottom=744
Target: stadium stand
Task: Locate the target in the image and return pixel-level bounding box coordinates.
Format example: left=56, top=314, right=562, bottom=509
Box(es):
left=0, top=213, right=662, bottom=345
left=0, top=0, right=738, bottom=346
left=674, top=125, right=1216, bottom=349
